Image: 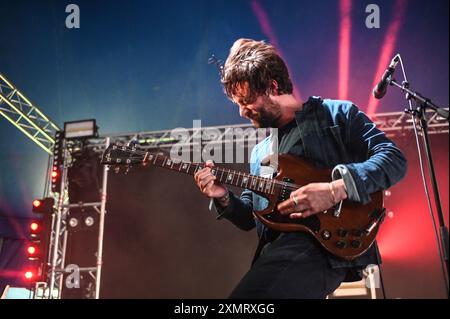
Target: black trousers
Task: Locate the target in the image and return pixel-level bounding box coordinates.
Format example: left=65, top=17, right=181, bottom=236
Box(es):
left=229, top=232, right=348, bottom=299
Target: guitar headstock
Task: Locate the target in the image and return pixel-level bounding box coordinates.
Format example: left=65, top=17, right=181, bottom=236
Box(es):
left=101, top=143, right=145, bottom=174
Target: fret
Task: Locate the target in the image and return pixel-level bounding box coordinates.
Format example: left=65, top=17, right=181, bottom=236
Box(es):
left=251, top=176, right=257, bottom=189
left=226, top=170, right=234, bottom=184
left=172, top=160, right=180, bottom=171
left=236, top=172, right=241, bottom=186
left=243, top=175, right=250, bottom=188
left=258, top=178, right=265, bottom=192
left=220, top=170, right=228, bottom=183
left=195, top=164, right=203, bottom=174
left=107, top=145, right=282, bottom=196
left=265, top=180, right=272, bottom=193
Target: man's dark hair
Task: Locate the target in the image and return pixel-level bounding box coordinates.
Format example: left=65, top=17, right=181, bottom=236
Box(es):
left=221, top=38, right=293, bottom=103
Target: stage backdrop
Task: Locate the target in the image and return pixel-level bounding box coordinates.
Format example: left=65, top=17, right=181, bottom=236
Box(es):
left=101, top=161, right=256, bottom=298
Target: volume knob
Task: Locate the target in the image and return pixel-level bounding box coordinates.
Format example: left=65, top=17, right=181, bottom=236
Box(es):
left=351, top=240, right=362, bottom=249
left=336, top=241, right=347, bottom=249
left=338, top=228, right=348, bottom=238
left=321, top=230, right=332, bottom=240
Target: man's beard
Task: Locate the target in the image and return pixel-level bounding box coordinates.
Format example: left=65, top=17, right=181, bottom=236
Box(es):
left=249, top=97, right=281, bottom=128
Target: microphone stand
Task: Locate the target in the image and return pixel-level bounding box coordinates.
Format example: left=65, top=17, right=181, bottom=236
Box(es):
left=388, top=56, right=449, bottom=297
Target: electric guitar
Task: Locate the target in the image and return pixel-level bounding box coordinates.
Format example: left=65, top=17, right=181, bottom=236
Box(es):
left=101, top=143, right=385, bottom=260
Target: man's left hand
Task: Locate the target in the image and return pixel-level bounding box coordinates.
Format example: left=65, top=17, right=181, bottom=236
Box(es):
left=277, top=180, right=347, bottom=219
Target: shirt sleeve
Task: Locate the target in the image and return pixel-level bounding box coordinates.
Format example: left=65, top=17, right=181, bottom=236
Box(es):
left=209, top=188, right=256, bottom=231
left=333, top=104, right=408, bottom=204
left=208, top=142, right=264, bottom=231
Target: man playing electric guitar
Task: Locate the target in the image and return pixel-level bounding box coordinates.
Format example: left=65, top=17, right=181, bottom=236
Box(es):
left=194, top=39, right=407, bottom=298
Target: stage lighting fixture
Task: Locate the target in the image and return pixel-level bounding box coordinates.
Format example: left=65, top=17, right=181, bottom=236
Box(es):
left=64, top=119, right=98, bottom=139
left=27, top=246, right=37, bottom=255
left=32, top=200, right=41, bottom=208
left=69, top=217, right=79, bottom=228
left=32, top=198, right=54, bottom=214
left=23, top=267, right=42, bottom=282
left=30, top=222, right=39, bottom=232
left=51, top=131, right=64, bottom=193
left=26, top=205, right=53, bottom=283
left=51, top=166, right=61, bottom=193
left=27, top=220, right=43, bottom=260
left=84, top=216, right=94, bottom=227
left=26, top=244, right=40, bottom=260
left=29, top=221, right=41, bottom=239
left=24, top=271, right=34, bottom=280
left=27, top=220, right=43, bottom=261
left=67, top=209, right=98, bottom=232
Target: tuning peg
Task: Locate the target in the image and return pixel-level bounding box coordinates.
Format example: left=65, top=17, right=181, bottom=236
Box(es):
left=125, top=166, right=131, bottom=175
left=114, top=166, right=121, bottom=174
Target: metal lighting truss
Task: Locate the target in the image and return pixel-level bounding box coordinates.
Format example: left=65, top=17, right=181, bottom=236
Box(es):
left=99, top=108, right=449, bottom=151
left=0, top=73, right=60, bottom=154
left=371, top=108, right=449, bottom=137
left=35, top=137, right=110, bottom=299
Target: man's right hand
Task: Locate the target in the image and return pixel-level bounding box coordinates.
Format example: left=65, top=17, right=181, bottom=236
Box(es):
left=194, top=160, right=228, bottom=202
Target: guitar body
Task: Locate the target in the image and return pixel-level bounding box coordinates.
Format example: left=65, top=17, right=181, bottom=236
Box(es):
left=252, top=153, right=384, bottom=260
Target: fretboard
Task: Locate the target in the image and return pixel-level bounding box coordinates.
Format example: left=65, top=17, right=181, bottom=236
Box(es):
left=144, top=152, right=275, bottom=195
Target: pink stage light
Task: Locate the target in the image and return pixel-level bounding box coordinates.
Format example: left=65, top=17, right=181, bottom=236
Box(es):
left=339, top=0, right=352, bottom=101
left=251, top=0, right=302, bottom=100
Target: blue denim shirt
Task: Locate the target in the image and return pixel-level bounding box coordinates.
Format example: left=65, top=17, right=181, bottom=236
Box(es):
left=214, top=97, right=408, bottom=270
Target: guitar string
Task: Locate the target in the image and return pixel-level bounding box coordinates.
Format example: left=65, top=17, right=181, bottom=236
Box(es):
left=105, top=146, right=302, bottom=192
left=106, top=147, right=302, bottom=192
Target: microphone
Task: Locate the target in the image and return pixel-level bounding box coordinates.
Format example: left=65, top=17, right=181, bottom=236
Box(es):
left=373, top=54, right=400, bottom=99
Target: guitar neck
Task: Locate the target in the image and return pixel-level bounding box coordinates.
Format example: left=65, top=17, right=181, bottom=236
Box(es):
left=144, top=152, right=275, bottom=195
